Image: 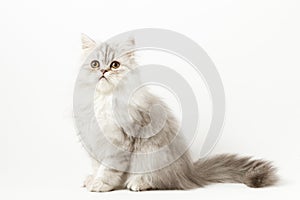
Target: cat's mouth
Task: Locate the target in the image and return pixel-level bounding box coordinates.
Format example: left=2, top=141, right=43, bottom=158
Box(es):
left=99, top=76, right=107, bottom=81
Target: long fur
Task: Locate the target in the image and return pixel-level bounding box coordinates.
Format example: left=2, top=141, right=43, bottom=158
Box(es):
left=78, top=34, right=278, bottom=192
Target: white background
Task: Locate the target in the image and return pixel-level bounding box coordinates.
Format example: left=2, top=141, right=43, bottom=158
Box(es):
left=0, top=0, right=300, bottom=199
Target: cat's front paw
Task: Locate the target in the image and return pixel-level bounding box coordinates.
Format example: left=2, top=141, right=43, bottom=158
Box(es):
left=85, top=177, right=114, bottom=192
left=83, top=175, right=94, bottom=187
left=127, top=179, right=152, bottom=192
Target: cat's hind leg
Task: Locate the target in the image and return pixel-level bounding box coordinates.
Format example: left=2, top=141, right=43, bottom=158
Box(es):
left=83, top=157, right=100, bottom=187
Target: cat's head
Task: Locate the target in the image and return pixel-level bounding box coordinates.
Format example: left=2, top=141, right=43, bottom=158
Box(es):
left=80, top=34, right=136, bottom=94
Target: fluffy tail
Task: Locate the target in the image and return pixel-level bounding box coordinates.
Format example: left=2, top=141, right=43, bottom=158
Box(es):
left=192, top=154, right=278, bottom=188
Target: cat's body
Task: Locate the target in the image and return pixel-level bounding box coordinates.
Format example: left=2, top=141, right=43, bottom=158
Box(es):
left=78, top=34, right=278, bottom=192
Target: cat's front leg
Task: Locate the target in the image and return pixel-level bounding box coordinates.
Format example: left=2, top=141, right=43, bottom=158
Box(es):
left=85, top=164, right=124, bottom=192
left=83, top=127, right=131, bottom=192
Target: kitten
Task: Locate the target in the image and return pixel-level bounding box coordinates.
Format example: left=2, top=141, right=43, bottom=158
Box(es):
left=78, top=34, right=278, bottom=192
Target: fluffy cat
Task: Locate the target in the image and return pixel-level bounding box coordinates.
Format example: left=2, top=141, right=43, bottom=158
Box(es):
left=78, top=34, right=278, bottom=192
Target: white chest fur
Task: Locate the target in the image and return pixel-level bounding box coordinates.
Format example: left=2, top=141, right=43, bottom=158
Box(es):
left=94, top=92, right=122, bottom=141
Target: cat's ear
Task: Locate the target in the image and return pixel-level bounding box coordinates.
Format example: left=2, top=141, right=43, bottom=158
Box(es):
left=124, top=37, right=135, bottom=49
left=125, top=37, right=135, bottom=46
left=119, top=37, right=135, bottom=54
left=81, top=33, right=96, bottom=50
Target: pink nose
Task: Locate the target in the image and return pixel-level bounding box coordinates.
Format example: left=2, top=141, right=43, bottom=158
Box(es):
left=100, top=69, right=108, bottom=74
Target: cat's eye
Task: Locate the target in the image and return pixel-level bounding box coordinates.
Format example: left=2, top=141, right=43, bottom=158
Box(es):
left=90, top=60, right=100, bottom=68
left=110, top=61, right=120, bottom=69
